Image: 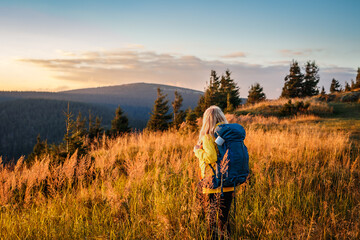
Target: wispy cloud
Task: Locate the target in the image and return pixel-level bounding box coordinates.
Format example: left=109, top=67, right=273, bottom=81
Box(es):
left=279, top=48, right=323, bottom=57
left=221, top=52, right=246, bottom=58
left=18, top=49, right=355, bottom=99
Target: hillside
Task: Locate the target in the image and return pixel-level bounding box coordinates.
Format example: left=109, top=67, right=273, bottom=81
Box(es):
left=0, top=83, right=203, bottom=161
left=0, top=99, right=115, bottom=162
left=0, top=82, right=202, bottom=110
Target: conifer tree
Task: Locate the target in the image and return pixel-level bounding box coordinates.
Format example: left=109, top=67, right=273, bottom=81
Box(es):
left=330, top=78, right=341, bottom=93
left=146, top=88, right=172, bottom=131
left=185, top=108, right=198, bottom=131
left=354, top=67, right=360, bottom=89
left=171, top=91, right=185, bottom=129
left=194, top=95, right=205, bottom=117
left=281, top=60, right=304, bottom=98
left=195, top=69, right=241, bottom=115
left=219, top=69, right=241, bottom=108
left=320, top=86, right=326, bottom=95
left=350, top=79, right=355, bottom=90
left=247, top=83, right=266, bottom=104
left=111, top=106, right=130, bottom=136
left=302, top=61, right=320, bottom=96
left=224, top=93, right=234, bottom=113
left=63, top=104, right=88, bottom=156
left=227, top=69, right=241, bottom=105
left=75, top=111, right=87, bottom=137
left=88, top=112, right=103, bottom=140
left=345, top=81, right=351, bottom=91
left=64, top=103, right=74, bottom=154
left=26, top=134, right=48, bottom=167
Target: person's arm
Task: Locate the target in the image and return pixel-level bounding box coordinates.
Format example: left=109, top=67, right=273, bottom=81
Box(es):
left=194, top=135, right=217, bottom=164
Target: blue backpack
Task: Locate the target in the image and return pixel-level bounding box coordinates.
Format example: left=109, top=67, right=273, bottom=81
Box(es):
left=209, top=123, right=249, bottom=192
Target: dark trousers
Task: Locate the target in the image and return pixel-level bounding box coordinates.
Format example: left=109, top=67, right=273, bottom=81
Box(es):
left=206, top=191, right=234, bottom=239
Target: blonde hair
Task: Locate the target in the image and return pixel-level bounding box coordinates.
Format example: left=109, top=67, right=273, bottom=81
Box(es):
left=198, top=105, right=228, bottom=143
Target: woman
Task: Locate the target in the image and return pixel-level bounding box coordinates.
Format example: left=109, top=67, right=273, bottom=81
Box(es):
left=193, top=105, right=234, bottom=239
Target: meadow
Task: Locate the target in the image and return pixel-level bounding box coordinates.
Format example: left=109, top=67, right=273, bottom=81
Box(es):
left=0, top=102, right=359, bottom=239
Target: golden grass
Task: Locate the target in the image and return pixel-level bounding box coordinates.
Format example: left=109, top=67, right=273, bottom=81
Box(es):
left=237, top=98, right=333, bottom=117
left=0, top=117, right=359, bottom=239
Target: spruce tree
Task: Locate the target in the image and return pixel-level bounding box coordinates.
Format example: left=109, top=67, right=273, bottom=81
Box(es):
left=63, top=104, right=87, bottom=156
left=281, top=60, right=304, bottom=98
left=345, top=81, right=351, bottom=91
left=195, top=69, right=241, bottom=115
left=224, top=93, right=234, bottom=113
left=223, top=69, right=241, bottom=109
left=355, top=67, right=360, bottom=89
left=303, top=61, right=320, bottom=96
left=88, top=113, right=103, bottom=140
left=247, top=83, right=266, bottom=104
left=194, top=95, right=205, bottom=117
left=111, top=106, right=130, bottom=136
left=171, top=91, right=185, bottom=129
left=350, top=79, right=355, bottom=90
left=75, top=111, right=87, bottom=137
left=26, top=134, right=48, bottom=167
left=320, top=86, right=326, bottom=95
left=64, top=102, right=74, bottom=154
left=146, top=88, right=172, bottom=131
left=330, top=78, right=341, bottom=93
left=185, top=108, right=198, bottom=131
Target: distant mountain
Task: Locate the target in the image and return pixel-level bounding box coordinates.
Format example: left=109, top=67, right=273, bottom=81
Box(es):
left=0, top=83, right=203, bottom=162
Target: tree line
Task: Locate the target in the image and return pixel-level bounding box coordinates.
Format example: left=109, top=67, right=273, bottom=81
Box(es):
left=24, top=64, right=360, bottom=166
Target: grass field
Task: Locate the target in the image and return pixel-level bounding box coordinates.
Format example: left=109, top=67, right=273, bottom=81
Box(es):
left=0, top=102, right=359, bottom=239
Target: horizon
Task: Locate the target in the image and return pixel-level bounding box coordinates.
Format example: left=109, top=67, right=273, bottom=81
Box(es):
left=0, top=0, right=359, bottom=98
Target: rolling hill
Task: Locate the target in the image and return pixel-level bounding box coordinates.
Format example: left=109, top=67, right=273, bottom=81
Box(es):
left=0, top=83, right=203, bottom=162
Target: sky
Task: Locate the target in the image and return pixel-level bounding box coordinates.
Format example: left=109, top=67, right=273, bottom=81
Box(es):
left=0, top=0, right=359, bottom=98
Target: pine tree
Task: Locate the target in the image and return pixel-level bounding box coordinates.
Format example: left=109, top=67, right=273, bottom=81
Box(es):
left=146, top=88, right=172, bottom=131
left=354, top=67, right=360, bottom=89
left=330, top=78, right=341, bottom=93
left=111, top=106, right=130, bottom=136
left=281, top=60, right=304, bottom=98
left=224, top=93, right=234, bottom=113
left=247, top=83, right=266, bottom=104
left=63, top=104, right=87, bottom=156
left=64, top=102, right=74, bottom=154
left=88, top=112, right=103, bottom=140
left=320, top=86, right=326, bottom=95
left=75, top=111, right=87, bottom=137
left=171, top=91, right=185, bottom=129
left=185, top=108, right=198, bottom=132
left=345, top=81, right=351, bottom=91
left=26, top=134, right=48, bottom=167
left=194, top=95, right=205, bottom=117
left=222, top=69, right=241, bottom=109
left=302, top=61, right=320, bottom=96
left=195, top=69, right=241, bottom=115
left=350, top=79, right=355, bottom=90
left=194, top=70, right=220, bottom=116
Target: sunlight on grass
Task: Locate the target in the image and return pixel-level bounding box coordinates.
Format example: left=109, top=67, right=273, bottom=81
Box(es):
left=0, top=114, right=359, bottom=239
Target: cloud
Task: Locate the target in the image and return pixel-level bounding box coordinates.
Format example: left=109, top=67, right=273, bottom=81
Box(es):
left=221, top=52, right=246, bottom=58
left=18, top=49, right=356, bottom=99
left=279, top=48, right=323, bottom=57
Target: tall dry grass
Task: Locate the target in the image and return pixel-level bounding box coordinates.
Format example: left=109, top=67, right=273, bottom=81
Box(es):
left=237, top=98, right=333, bottom=117
left=0, top=117, right=359, bottom=239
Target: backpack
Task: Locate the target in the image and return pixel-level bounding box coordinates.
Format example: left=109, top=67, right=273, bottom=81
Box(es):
left=208, top=123, right=249, bottom=192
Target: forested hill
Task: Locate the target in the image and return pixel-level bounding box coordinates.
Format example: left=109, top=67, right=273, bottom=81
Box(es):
left=0, top=83, right=202, bottom=108
left=0, top=99, right=115, bottom=162
left=0, top=83, right=202, bottom=129
left=0, top=83, right=203, bottom=162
